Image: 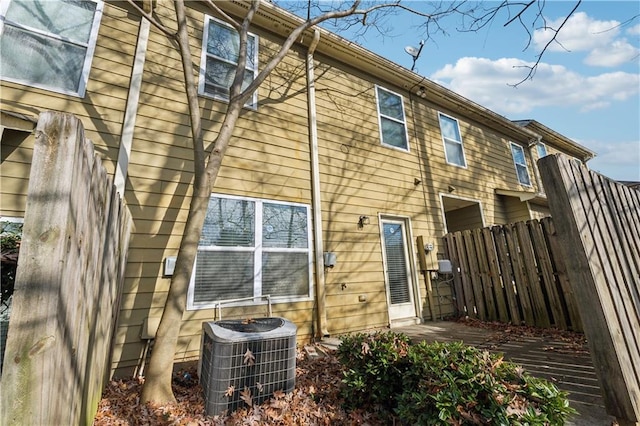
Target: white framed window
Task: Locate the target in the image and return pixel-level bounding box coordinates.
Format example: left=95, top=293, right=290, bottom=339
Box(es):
left=510, top=142, right=532, bottom=186
left=199, top=15, right=258, bottom=108
left=0, top=0, right=103, bottom=97
left=187, top=194, right=313, bottom=310
left=375, top=86, right=409, bottom=151
left=438, top=113, right=467, bottom=167
left=536, top=142, right=548, bottom=158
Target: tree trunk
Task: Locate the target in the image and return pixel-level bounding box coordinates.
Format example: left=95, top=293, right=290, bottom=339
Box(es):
left=140, top=0, right=247, bottom=404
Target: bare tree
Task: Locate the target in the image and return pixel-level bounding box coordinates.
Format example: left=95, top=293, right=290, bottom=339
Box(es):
left=122, top=0, right=595, bottom=404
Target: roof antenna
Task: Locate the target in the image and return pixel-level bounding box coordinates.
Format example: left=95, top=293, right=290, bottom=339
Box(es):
left=404, top=40, right=425, bottom=72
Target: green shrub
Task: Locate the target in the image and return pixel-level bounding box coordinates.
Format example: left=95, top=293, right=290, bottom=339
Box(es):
left=336, top=331, right=410, bottom=411
left=337, top=333, right=576, bottom=425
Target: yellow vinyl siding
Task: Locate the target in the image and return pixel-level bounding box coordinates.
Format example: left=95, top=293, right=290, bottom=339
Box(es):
left=108, top=4, right=317, bottom=372
left=0, top=129, right=35, bottom=217
left=497, top=195, right=532, bottom=224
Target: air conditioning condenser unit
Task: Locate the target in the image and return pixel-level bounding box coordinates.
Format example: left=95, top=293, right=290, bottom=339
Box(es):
left=199, top=317, right=297, bottom=416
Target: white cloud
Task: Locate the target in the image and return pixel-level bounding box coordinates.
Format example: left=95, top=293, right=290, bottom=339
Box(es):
left=533, top=12, right=620, bottom=52
left=627, top=24, right=640, bottom=36
left=430, top=57, right=640, bottom=115
left=585, top=40, right=640, bottom=67
left=580, top=139, right=640, bottom=180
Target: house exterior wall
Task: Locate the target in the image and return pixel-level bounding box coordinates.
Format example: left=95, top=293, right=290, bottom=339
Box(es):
left=0, top=129, right=34, bottom=217
left=0, top=0, right=592, bottom=376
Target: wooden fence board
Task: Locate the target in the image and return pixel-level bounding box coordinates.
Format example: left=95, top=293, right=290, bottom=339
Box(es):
left=504, top=224, right=535, bottom=326
left=462, top=230, right=486, bottom=320
left=540, top=218, right=582, bottom=332
left=514, top=222, right=550, bottom=328
left=482, top=227, right=509, bottom=322
left=454, top=231, right=477, bottom=318
left=0, top=112, right=132, bottom=426
left=472, top=228, right=497, bottom=321
left=443, top=234, right=465, bottom=315
left=528, top=220, right=566, bottom=329
left=445, top=217, right=583, bottom=332
left=606, top=181, right=640, bottom=288
left=491, top=226, right=521, bottom=324
left=539, top=154, right=640, bottom=423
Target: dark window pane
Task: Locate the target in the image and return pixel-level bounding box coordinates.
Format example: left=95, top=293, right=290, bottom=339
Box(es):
left=262, top=252, right=309, bottom=297
left=194, top=251, right=254, bottom=302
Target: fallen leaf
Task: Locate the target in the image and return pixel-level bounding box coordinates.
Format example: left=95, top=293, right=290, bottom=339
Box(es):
left=244, top=348, right=256, bottom=366
left=240, top=387, right=253, bottom=407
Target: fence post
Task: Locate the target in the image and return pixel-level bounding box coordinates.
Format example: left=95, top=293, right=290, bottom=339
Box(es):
left=539, top=154, right=640, bottom=425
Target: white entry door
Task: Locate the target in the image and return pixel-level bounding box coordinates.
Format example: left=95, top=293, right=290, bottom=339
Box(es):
left=380, top=218, right=417, bottom=322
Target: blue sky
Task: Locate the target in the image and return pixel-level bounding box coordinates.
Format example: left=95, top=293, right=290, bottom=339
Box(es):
left=304, top=1, right=640, bottom=181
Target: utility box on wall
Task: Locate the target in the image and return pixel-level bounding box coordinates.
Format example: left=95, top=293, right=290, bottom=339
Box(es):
left=416, top=236, right=437, bottom=271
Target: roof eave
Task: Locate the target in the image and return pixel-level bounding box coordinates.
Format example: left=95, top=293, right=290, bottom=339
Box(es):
left=217, top=0, right=540, bottom=144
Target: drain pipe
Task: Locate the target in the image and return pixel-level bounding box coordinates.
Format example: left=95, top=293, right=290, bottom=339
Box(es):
left=306, top=29, right=329, bottom=337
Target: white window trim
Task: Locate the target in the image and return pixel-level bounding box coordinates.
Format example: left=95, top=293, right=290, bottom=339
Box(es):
left=510, top=142, right=532, bottom=187
left=438, top=112, right=467, bottom=168
left=0, top=0, right=104, bottom=98
left=198, top=14, right=259, bottom=109
left=187, top=193, right=313, bottom=311
left=375, top=85, right=410, bottom=152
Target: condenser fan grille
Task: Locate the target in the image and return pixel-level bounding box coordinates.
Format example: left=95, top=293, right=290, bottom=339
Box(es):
left=200, top=318, right=297, bottom=415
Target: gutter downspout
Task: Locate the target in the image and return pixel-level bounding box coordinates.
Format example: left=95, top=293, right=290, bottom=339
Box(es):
left=114, top=17, right=151, bottom=197
left=307, top=29, right=329, bottom=337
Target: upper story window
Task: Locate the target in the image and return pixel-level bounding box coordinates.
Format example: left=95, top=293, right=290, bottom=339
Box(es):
left=375, top=86, right=409, bottom=151
left=438, top=113, right=467, bottom=167
left=536, top=142, right=548, bottom=158
left=510, top=142, right=532, bottom=186
left=199, top=15, right=258, bottom=108
left=0, top=0, right=103, bottom=97
left=187, top=194, right=312, bottom=310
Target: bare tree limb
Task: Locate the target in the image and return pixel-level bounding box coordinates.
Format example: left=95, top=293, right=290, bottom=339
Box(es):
left=204, top=0, right=243, bottom=31
left=509, top=0, right=582, bottom=86
left=123, top=0, right=176, bottom=38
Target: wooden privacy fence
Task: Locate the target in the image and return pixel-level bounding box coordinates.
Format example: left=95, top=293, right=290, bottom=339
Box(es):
left=443, top=218, right=582, bottom=332
left=0, top=112, right=133, bottom=426
left=539, top=154, right=639, bottom=425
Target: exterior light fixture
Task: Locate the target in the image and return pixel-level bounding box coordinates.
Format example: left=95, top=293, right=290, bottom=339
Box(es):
left=357, top=215, right=370, bottom=229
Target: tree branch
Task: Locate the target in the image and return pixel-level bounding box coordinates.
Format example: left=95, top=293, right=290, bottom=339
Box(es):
left=123, top=0, right=176, bottom=38
left=203, top=0, right=243, bottom=31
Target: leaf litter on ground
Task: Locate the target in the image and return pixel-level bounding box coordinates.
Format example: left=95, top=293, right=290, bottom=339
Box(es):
left=94, top=318, right=591, bottom=425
